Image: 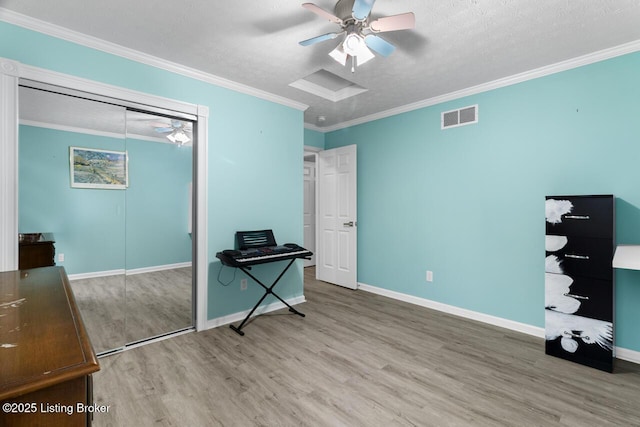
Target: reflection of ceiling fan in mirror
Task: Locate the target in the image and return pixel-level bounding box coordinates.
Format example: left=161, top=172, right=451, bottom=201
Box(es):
left=299, top=0, right=415, bottom=72
left=150, top=120, right=192, bottom=145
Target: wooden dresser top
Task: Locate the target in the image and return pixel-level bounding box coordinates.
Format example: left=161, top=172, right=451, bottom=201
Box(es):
left=0, top=267, right=99, bottom=400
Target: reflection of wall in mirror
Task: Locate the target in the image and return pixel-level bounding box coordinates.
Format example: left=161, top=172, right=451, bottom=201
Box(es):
left=18, top=125, right=192, bottom=275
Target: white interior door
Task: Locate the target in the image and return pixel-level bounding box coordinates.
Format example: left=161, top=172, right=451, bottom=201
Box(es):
left=317, top=145, right=357, bottom=289
left=303, top=161, right=316, bottom=267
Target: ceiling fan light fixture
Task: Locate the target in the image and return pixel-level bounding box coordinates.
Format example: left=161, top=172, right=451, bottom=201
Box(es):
left=356, top=45, right=375, bottom=66
left=301, top=1, right=414, bottom=70
left=329, top=44, right=348, bottom=66
left=329, top=32, right=374, bottom=69
left=166, top=129, right=190, bottom=145
left=342, top=33, right=363, bottom=56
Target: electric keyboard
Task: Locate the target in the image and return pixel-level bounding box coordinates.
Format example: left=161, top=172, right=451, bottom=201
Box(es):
left=216, top=245, right=312, bottom=267
left=233, top=248, right=312, bottom=263
left=216, top=229, right=312, bottom=336
left=216, top=229, right=312, bottom=267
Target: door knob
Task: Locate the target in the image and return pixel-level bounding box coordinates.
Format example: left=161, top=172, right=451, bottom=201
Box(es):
left=343, top=221, right=354, bottom=227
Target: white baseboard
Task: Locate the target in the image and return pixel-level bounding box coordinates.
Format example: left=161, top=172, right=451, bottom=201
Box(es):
left=126, top=262, right=192, bottom=276
left=615, top=347, right=640, bottom=365
left=357, top=282, right=640, bottom=366
left=357, top=282, right=544, bottom=338
left=68, top=269, right=125, bottom=281
left=67, top=262, right=192, bottom=281
left=206, top=295, right=306, bottom=330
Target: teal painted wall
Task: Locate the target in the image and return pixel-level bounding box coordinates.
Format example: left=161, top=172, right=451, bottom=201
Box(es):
left=207, top=93, right=304, bottom=317
left=19, top=126, right=126, bottom=274
left=2, top=20, right=304, bottom=320
left=326, top=52, right=640, bottom=352
left=304, top=128, right=325, bottom=149
left=124, top=138, right=192, bottom=270
left=18, top=125, right=193, bottom=274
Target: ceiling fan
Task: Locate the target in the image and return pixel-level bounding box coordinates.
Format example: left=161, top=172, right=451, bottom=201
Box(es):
left=151, top=119, right=192, bottom=145
left=299, top=0, right=415, bottom=72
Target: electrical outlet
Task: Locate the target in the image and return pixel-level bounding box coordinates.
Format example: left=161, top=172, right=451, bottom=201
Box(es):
left=58, top=253, right=65, bottom=262
left=426, top=270, right=433, bottom=282
left=240, top=279, right=248, bottom=290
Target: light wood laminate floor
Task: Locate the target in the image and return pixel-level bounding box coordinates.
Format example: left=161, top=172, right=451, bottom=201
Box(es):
left=93, top=267, right=640, bottom=426
left=71, top=267, right=192, bottom=354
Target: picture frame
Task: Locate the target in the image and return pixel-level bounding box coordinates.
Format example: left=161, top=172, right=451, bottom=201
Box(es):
left=70, top=146, right=128, bottom=189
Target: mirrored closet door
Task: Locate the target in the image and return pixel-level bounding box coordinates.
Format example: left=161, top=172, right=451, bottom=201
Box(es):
left=18, top=83, right=194, bottom=355
left=124, top=110, right=194, bottom=345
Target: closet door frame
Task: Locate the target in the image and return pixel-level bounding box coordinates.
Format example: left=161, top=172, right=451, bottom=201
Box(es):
left=0, top=57, right=209, bottom=332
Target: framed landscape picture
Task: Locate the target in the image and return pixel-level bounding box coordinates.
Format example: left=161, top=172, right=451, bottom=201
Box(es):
left=70, top=146, right=128, bottom=189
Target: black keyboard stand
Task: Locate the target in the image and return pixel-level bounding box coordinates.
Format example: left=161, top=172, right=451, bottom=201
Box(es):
left=229, top=258, right=306, bottom=336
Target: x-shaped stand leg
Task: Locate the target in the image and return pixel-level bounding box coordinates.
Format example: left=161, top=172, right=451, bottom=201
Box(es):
left=229, top=258, right=305, bottom=336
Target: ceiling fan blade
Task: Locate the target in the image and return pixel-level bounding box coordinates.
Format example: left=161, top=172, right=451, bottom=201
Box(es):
left=352, top=0, right=376, bottom=21
left=364, top=34, right=396, bottom=57
left=369, top=12, right=415, bottom=33
left=299, top=32, right=341, bottom=46
left=154, top=127, right=174, bottom=133
left=302, top=3, right=343, bottom=25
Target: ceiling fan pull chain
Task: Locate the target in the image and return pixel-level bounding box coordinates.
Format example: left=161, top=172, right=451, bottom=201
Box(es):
left=351, top=55, right=355, bottom=73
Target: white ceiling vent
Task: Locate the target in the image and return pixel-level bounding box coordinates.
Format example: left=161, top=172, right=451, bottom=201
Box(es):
left=441, top=105, right=478, bottom=129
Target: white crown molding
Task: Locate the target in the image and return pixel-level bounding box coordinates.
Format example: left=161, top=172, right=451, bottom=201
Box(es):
left=319, top=39, right=640, bottom=133
left=0, top=8, right=308, bottom=113
left=4, top=8, right=640, bottom=137
left=303, top=145, right=322, bottom=153
left=304, top=123, right=325, bottom=132
left=20, top=63, right=200, bottom=116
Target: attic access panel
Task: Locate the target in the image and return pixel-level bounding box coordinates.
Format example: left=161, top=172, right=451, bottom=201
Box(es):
left=289, top=69, right=368, bottom=102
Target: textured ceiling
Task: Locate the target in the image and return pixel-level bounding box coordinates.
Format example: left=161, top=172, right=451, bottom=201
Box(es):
left=3, top=0, right=640, bottom=130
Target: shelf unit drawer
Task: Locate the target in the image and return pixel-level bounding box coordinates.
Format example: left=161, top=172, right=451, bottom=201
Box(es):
left=545, top=195, right=614, bottom=239
left=545, top=273, right=613, bottom=321
left=545, top=236, right=614, bottom=281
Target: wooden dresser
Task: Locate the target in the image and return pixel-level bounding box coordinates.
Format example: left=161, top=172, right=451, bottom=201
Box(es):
left=0, top=267, right=100, bottom=426
left=18, top=233, right=56, bottom=270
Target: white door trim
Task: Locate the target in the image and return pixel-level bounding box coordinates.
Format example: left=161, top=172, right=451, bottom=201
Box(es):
left=0, top=58, right=19, bottom=272
left=0, top=57, right=209, bottom=331
left=303, top=160, right=317, bottom=267
left=304, top=145, right=322, bottom=268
